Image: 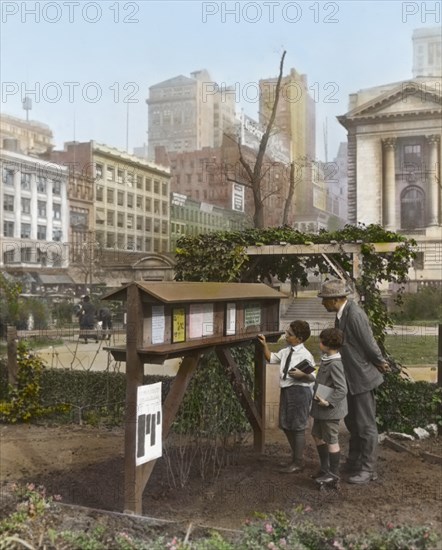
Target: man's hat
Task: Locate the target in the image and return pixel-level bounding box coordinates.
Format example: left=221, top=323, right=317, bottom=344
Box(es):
left=317, top=279, right=352, bottom=298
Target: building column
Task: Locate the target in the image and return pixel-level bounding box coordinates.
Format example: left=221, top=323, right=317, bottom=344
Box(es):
left=426, top=135, right=440, bottom=226
left=382, top=138, right=396, bottom=230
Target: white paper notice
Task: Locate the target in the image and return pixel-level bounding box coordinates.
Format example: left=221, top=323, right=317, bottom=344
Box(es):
left=189, top=303, right=214, bottom=338
left=136, top=383, right=162, bottom=466
left=151, top=305, right=165, bottom=344
left=226, top=302, right=236, bottom=335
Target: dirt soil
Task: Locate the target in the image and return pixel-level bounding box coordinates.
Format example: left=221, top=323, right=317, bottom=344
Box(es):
left=0, top=423, right=441, bottom=539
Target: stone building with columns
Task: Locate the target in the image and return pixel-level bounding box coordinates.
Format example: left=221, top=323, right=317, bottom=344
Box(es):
left=338, top=76, right=441, bottom=283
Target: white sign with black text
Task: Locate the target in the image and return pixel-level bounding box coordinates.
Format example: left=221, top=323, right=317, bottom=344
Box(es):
left=136, top=383, right=162, bottom=466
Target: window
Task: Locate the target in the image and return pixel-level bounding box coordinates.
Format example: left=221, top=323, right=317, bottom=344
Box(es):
left=403, top=144, right=422, bottom=167
left=145, top=178, right=152, bottom=192
left=107, top=210, right=115, bottom=226
left=107, top=189, right=114, bottom=203
left=127, top=172, right=134, bottom=187
left=96, top=186, right=104, bottom=201
left=154, top=238, right=160, bottom=252
left=21, top=247, right=32, bottom=262
left=136, top=195, right=143, bottom=209
left=136, top=175, right=143, bottom=189
left=136, top=236, right=142, bottom=250
left=117, top=169, right=124, bottom=184
left=154, top=180, right=160, bottom=194
left=3, top=221, right=14, bottom=237
left=117, top=191, right=124, bottom=206
left=117, top=212, right=124, bottom=227
left=136, top=216, right=143, bottom=230
left=107, top=166, right=115, bottom=180
left=53, top=204, right=61, bottom=220
left=154, top=200, right=160, bottom=214
left=162, top=202, right=168, bottom=216
left=401, top=186, right=425, bottom=229
left=145, top=217, right=152, bottom=232
left=96, top=163, right=103, bottom=180
left=127, top=194, right=134, bottom=209
left=21, top=198, right=31, bottom=214
left=107, top=233, right=115, bottom=248
left=37, top=176, right=47, bottom=193
left=21, top=173, right=31, bottom=190
left=21, top=223, right=31, bottom=238
left=161, top=220, right=168, bottom=234
left=4, top=249, right=15, bottom=264
left=52, top=180, right=61, bottom=195
left=162, top=182, right=168, bottom=196
left=37, top=225, right=46, bottom=239
left=4, top=195, right=14, bottom=212
left=154, top=219, right=160, bottom=233
left=37, top=201, right=46, bottom=217
left=145, top=198, right=152, bottom=212
left=144, top=237, right=152, bottom=250
left=53, top=229, right=62, bottom=241
left=3, top=168, right=14, bottom=186
left=127, top=214, right=134, bottom=229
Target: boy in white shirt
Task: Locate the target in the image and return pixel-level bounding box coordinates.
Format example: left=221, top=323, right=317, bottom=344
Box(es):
left=258, top=320, right=315, bottom=473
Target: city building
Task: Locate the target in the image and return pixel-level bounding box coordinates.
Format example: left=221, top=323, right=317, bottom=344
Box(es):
left=412, top=26, right=442, bottom=78
left=259, top=68, right=320, bottom=226
left=338, top=75, right=441, bottom=282
left=1, top=139, right=69, bottom=270
left=324, top=142, right=348, bottom=224
left=0, top=113, right=53, bottom=155
left=170, top=191, right=250, bottom=251
left=146, top=70, right=237, bottom=160
left=46, top=141, right=171, bottom=256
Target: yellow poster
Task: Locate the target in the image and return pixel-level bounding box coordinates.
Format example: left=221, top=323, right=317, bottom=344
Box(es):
left=172, top=307, right=186, bottom=343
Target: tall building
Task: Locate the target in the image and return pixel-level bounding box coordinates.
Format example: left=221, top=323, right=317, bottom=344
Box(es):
left=325, top=142, right=348, bottom=223
left=412, top=27, right=442, bottom=78
left=259, top=68, right=317, bottom=223
left=146, top=70, right=237, bottom=159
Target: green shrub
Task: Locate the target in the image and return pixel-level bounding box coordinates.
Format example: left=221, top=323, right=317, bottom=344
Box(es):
left=376, top=372, right=442, bottom=434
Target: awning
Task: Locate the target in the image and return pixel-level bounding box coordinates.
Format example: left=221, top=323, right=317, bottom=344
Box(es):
left=37, top=274, right=75, bottom=285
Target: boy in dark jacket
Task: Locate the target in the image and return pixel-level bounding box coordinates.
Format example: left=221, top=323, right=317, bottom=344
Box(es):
left=311, top=328, right=347, bottom=484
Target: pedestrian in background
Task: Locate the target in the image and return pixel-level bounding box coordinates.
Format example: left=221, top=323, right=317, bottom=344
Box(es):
left=97, top=306, right=112, bottom=340
left=78, top=295, right=97, bottom=344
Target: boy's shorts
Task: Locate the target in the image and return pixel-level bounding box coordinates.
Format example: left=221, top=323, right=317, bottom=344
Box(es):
left=312, top=419, right=340, bottom=444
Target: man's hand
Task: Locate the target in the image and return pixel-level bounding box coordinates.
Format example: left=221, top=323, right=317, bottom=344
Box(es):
left=314, top=395, right=330, bottom=407
left=257, top=334, right=266, bottom=346
left=375, top=362, right=390, bottom=374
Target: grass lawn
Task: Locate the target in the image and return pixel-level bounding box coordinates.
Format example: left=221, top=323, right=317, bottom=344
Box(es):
left=271, top=334, right=438, bottom=366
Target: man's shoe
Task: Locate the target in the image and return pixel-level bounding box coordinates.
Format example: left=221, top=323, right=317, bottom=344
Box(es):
left=347, top=471, right=378, bottom=484
left=279, top=462, right=304, bottom=474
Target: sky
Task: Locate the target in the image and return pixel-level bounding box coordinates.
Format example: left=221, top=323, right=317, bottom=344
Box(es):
left=1, top=0, right=440, bottom=160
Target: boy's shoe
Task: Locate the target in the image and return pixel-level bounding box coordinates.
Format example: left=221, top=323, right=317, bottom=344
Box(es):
left=347, top=471, right=378, bottom=484
left=315, top=472, right=339, bottom=484
left=310, top=469, right=327, bottom=479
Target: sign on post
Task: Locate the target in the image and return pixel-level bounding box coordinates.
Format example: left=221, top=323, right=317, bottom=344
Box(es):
left=136, top=383, right=162, bottom=466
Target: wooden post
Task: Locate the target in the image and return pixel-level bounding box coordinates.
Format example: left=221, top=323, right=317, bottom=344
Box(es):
left=254, top=341, right=266, bottom=453
left=7, top=326, right=18, bottom=387
left=437, top=324, right=442, bottom=388
left=123, top=284, right=145, bottom=514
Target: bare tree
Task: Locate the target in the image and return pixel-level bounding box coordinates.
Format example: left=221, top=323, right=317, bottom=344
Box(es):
left=226, top=50, right=287, bottom=228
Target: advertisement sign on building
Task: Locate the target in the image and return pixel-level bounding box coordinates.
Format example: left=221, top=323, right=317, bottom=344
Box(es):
left=232, top=183, right=245, bottom=212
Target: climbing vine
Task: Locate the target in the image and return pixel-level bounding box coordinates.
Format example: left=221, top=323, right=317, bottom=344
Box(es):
left=175, top=224, right=416, bottom=353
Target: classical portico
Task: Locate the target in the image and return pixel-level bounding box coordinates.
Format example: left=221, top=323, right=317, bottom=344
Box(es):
left=338, top=77, right=442, bottom=282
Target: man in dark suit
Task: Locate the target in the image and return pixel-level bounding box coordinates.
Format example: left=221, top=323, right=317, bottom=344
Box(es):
left=318, top=279, right=389, bottom=484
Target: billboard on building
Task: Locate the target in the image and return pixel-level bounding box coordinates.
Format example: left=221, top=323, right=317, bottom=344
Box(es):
left=232, top=183, right=245, bottom=212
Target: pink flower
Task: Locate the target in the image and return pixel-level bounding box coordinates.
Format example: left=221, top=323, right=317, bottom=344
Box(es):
left=279, top=538, right=287, bottom=546
left=267, top=543, right=277, bottom=550
left=53, top=494, right=62, bottom=501
left=264, top=522, right=273, bottom=534
left=386, top=522, right=394, bottom=530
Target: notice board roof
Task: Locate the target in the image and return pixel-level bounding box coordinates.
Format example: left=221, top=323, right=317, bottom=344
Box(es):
left=103, top=281, right=287, bottom=303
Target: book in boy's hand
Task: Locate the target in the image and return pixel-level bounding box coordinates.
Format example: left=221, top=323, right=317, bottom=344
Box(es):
left=288, top=359, right=315, bottom=375
left=314, top=383, right=335, bottom=402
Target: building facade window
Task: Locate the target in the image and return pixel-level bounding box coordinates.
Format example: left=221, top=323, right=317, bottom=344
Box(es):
left=401, top=186, right=425, bottom=229
left=107, top=166, right=115, bottom=180
left=53, top=204, right=61, bottom=220
left=37, top=200, right=46, bottom=217
left=52, top=180, right=61, bottom=195
left=4, top=195, right=14, bottom=211
left=37, top=225, right=46, bottom=239
left=21, top=198, right=31, bottom=214
left=21, top=223, right=31, bottom=238
left=3, top=221, right=14, bottom=237
left=53, top=229, right=63, bottom=241
left=117, top=191, right=124, bottom=206
left=21, top=173, right=31, bottom=190
left=3, top=168, right=14, bottom=186
left=37, top=176, right=47, bottom=193
left=107, top=188, right=114, bottom=203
